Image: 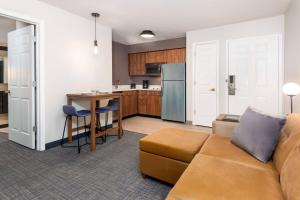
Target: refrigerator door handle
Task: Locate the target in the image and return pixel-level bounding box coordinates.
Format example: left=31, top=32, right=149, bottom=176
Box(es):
left=161, top=67, right=164, bottom=96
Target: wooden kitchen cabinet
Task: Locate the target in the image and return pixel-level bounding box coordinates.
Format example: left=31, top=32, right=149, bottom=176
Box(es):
left=128, top=53, right=146, bottom=76
left=122, top=91, right=138, bottom=117
left=128, top=48, right=186, bottom=76
left=146, top=50, right=166, bottom=63
left=138, top=90, right=161, bottom=116
left=166, top=48, right=186, bottom=63
left=146, top=91, right=161, bottom=116
left=138, top=91, right=148, bottom=115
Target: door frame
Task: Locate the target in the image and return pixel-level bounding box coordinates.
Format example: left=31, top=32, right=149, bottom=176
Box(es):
left=192, top=40, right=220, bottom=126
left=0, top=8, right=45, bottom=151
left=225, top=34, right=284, bottom=115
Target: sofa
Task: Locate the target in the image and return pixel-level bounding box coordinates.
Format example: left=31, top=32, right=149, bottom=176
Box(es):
left=139, top=114, right=300, bottom=200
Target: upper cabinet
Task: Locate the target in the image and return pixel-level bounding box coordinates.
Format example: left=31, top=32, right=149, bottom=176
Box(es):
left=128, top=48, right=186, bottom=76
left=146, top=50, right=166, bottom=63
left=128, top=53, right=146, bottom=76
left=166, top=48, right=186, bottom=64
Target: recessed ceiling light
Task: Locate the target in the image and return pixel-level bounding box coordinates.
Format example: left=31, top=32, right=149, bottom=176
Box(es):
left=140, top=30, right=155, bottom=39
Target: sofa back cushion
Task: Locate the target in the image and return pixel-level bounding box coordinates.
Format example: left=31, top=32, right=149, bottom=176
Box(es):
left=273, top=114, right=300, bottom=172
left=280, top=144, right=300, bottom=200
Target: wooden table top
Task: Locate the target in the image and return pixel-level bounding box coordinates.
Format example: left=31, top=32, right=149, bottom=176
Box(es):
left=66, top=92, right=122, bottom=99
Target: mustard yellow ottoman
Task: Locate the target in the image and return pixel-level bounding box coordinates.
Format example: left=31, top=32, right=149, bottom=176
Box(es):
left=139, top=128, right=209, bottom=184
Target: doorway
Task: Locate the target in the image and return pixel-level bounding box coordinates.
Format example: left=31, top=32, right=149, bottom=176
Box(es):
left=193, top=41, right=219, bottom=127
left=226, top=35, right=282, bottom=115
left=0, top=15, right=37, bottom=149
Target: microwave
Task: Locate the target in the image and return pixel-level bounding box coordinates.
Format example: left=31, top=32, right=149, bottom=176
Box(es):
left=145, top=63, right=164, bottom=76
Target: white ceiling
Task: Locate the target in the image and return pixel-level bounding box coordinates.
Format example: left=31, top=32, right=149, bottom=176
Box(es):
left=39, top=0, right=291, bottom=45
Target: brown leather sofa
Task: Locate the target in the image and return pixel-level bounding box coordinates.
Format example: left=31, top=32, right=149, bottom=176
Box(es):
left=139, top=114, right=300, bottom=200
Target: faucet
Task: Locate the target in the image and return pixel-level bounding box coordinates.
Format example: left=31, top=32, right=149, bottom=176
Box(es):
left=114, top=80, right=120, bottom=89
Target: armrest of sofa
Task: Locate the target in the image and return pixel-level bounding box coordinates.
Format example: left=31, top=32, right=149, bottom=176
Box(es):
left=212, top=120, right=238, bottom=138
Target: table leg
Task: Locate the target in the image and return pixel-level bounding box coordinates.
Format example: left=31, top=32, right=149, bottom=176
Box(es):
left=90, top=99, right=96, bottom=151
left=67, top=97, right=72, bottom=143
left=118, top=96, right=123, bottom=139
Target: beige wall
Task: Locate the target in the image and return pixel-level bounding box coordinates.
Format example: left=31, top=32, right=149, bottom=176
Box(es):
left=285, top=0, right=300, bottom=113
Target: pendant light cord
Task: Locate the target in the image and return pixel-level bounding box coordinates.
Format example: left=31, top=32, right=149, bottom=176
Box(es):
left=94, top=16, right=97, bottom=41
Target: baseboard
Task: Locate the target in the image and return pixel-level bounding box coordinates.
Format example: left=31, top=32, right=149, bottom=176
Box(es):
left=119, top=114, right=161, bottom=121
left=186, top=120, right=193, bottom=125
left=0, top=124, right=8, bottom=129
left=45, top=124, right=113, bottom=150
left=136, top=114, right=161, bottom=119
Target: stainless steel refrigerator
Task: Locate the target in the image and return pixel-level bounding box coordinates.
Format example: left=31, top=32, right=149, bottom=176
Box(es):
left=161, top=64, right=186, bottom=122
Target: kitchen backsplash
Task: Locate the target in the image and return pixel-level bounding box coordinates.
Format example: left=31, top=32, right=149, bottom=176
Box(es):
left=113, top=85, right=161, bottom=91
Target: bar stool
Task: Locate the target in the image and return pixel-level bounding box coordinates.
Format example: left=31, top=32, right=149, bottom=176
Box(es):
left=61, top=105, right=90, bottom=153
left=106, top=100, right=123, bottom=137
left=96, top=107, right=110, bottom=142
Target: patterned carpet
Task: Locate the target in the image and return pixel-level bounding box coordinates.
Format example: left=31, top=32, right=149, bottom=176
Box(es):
left=0, top=132, right=171, bottom=200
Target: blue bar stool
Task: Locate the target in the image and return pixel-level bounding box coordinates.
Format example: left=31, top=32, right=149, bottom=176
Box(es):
left=107, top=100, right=119, bottom=112
left=95, top=107, right=110, bottom=142
left=106, top=100, right=124, bottom=137
left=95, top=100, right=120, bottom=141
left=61, top=105, right=90, bottom=153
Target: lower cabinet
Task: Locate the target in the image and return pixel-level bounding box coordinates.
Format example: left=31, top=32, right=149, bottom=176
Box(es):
left=122, top=91, right=138, bottom=117
left=138, top=90, right=161, bottom=117
left=117, top=90, right=161, bottom=118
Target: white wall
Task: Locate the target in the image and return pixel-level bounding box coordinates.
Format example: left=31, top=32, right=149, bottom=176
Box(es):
left=0, top=18, right=15, bottom=44
left=0, top=0, right=112, bottom=145
left=186, top=16, right=285, bottom=122
left=15, top=21, right=29, bottom=29
left=285, top=0, right=300, bottom=113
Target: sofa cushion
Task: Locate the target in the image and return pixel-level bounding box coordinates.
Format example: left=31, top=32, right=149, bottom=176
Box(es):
left=273, top=113, right=300, bottom=172
left=231, top=107, right=286, bottom=163
left=166, top=154, right=284, bottom=200
left=200, top=135, right=277, bottom=173
left=139, top=128, right=209, bottom=163
left=280, top=143, right=300, bottom=200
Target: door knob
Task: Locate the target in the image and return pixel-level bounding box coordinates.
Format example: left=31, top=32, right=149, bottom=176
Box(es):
left=209, top=88, right=215, bottom=92
left=5, top=90, right=10, bottom=94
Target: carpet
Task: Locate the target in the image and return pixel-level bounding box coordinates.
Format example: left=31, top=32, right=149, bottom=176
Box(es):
left=0, top=132, right=171, bottom=200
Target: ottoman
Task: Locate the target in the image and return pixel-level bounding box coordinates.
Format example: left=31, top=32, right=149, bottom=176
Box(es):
left=139, top=128, right=209, bottom=184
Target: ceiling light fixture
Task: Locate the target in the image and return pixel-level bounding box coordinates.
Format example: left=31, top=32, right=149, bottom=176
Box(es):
left=91, top=12, right=100, bottom=55
left=140, top=30, right=155, bottom=39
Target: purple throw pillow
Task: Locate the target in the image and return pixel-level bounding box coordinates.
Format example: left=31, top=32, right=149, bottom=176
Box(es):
left=231, top=107, right=286, bottom=163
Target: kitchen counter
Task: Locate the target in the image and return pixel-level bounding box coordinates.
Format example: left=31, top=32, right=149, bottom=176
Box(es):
left=113, top=88, right=161, bottom=92
left=112, top=85, right=161, bottom=92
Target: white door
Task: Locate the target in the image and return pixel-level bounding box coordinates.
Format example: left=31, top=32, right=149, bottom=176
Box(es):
left=193, top=41, right=219, bottom=127
left=227, top=35, right=280, bottom=115
left=8, top=25, right=36, bottom=149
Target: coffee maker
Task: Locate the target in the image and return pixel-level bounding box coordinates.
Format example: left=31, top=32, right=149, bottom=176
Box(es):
left=143, top=80, right=149, bottom=89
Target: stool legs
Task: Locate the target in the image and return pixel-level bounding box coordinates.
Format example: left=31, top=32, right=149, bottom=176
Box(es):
left=61, top=116, right=68, bottom=146
left=84, top=116, right=88, bottom=144
left=76, top=117, right=80, bottom=153
left=61, top=115, right=88, bottom=154
left=96, top=112, right=108, bottom=143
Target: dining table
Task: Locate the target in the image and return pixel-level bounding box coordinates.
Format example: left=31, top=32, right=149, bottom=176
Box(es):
left=66, top=92, right=123, bottom=151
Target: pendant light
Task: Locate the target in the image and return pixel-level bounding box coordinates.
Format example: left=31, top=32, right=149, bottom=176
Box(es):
left=140, top=30, right=155, bottom=39
left=91, top=12, right=100, bottom=55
